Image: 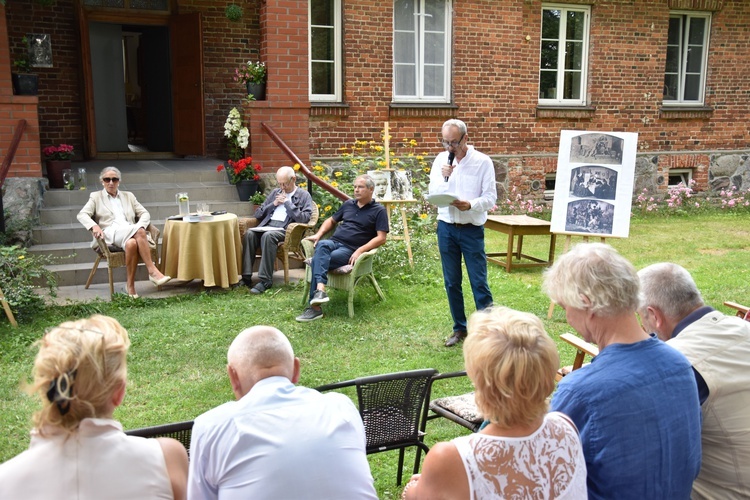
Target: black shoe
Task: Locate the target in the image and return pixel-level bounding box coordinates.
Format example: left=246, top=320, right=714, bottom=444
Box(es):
left=310, top=289, right=330, bottom=305
left=444, top=331, right=467, bottom=347
left=296, top=307, right=324, bottom=322
left=242, top=275, right=253, bottom=287
left=250, top=282, right=271, bottom=295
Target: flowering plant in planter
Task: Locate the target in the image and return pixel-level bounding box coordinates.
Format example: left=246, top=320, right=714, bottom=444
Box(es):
left=234, top=60, right=267, bottom=85
left=217, top=156, right=262, bottom=184
left=223, top=107, right=249, bottom=161
left=43, top=144, right=75, bottom=161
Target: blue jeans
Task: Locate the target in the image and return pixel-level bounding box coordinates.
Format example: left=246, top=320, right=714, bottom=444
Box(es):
left=437, top=221, right=493, bottom=332
left=309, top=239, right=353, bottom=302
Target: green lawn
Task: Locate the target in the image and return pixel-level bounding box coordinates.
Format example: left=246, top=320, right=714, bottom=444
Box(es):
left=1, top=212, right=749, bottom=498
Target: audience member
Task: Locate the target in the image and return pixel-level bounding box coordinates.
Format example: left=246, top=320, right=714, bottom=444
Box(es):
left=639, top=262, right=750, bottom=499
left=241, top=166, right=313, bottom=294
left=544, top=243, right=701, bottom=499
left=0, top=315, right=188, bottom=499
left=188, top=325, right=378, bottom=499
left=77, top=166, right=170, bottom=298
left=402, top=306, right=586, bottom=499
left=295, top=174, right=388, bottom=322
left=428, top=119, right=497, bottom=347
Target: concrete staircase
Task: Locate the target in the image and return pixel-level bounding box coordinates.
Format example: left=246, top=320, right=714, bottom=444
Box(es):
left=29, top=159, right=255, bottom=290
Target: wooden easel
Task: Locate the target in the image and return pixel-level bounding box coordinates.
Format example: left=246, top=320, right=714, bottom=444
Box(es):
left=0, top=286, right=18, bottom=327
left=547, top=233, right=607, bottom=319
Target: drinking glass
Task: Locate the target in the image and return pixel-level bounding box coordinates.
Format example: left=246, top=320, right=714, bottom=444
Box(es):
left=175, top=192, right=190, bottom=216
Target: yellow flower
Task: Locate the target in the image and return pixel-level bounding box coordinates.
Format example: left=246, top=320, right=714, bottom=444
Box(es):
left=331, top=181, right=339, bottom=188
left=313, top=165, right=323, bottom=172
left=334, top=171, right=343, bottom=177
left=423, top=167, right=430, bottom=173
left=325, top=205, right=332, bottom=211
left=416, top=155, right=424, bottom=161
left=18, top=255, right=25, bottom=260
left=409, top=139, right=418, bottom=147
left=373, top=145, right=384, bottom=152
left=377, top=160, right=387, bottom=168
left=293, top=163, right=300, bottom=171
left=419, top=213, right=428, bottom=219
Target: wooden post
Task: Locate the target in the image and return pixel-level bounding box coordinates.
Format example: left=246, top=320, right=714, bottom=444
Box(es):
left=383, top=121, right=390, bottom=169
left=0, top=286, right=18, bottom=327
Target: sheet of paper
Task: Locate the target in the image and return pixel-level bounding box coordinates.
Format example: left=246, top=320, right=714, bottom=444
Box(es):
left=249, top=225, right=285, bottom=233
left=426, top=192, right=459, bottom=207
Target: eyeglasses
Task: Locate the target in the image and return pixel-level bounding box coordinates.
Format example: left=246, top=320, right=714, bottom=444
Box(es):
left=440, top=134, right=465, bottom=149
left=102, top=177, right=120, bottom=183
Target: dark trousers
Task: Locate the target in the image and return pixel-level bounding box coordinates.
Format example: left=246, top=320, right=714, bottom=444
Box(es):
left=242, top=223, right=286, bottom=285
left=309, top=239, right=353, bottom=302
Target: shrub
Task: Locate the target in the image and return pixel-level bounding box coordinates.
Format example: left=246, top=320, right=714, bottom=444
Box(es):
left=0, top=246, right=58, bottom=322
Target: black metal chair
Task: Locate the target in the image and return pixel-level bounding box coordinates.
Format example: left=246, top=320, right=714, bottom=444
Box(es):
left=125, top=420, right=194, bottom=458
left=316, top=368, right=437, bottom=485
left=424, top=371, right=483, bottom=433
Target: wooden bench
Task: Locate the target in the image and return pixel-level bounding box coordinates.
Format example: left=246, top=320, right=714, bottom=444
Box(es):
left=724, top=301, right=750, bottom=321
left=556, top=332, right=599, bottom=381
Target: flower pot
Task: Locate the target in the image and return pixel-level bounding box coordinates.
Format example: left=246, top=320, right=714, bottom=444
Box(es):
left=11, top=73, right=39, bottom=96
left=235, top=180, right=260, bottom=202
left=246, top=82, right=266, bottom=101
left=46, top=160, right=71, bottom=189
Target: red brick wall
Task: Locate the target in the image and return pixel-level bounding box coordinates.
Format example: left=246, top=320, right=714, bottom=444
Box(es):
left=0, top=4, right=40, bottom=178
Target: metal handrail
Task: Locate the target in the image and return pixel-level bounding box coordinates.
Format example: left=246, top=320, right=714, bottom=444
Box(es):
left=260, top=121, right=350, bottom=202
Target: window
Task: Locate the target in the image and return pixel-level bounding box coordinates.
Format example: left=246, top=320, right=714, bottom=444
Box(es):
left=310, top=0, right=342, bottom=102
left=393, top=0, right=451, bottom=102
left=539, top=4, right=590, bottom=105
left=668, top=169, right=693, bottom=187
left=663, top=12, right=710, bottom=105
left=544, top=173, right=556, bottom=200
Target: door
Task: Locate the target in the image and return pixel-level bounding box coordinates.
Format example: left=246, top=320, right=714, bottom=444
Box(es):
left=171, top=13, right=205, bottom=156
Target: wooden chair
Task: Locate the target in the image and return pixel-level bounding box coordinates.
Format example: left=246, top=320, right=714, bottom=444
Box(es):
left=300, top=237, right=385, bottom=318
left=425, top=334, right=599, bottom=434
left=724, top=301, right=750, bottom=321
left=125, top=420, right=194, bottom=458
left=238, top=203, right=319, bottom=284
left=316, top=368, right=437, bottom=486
left=84, top=224, right=160, bottom=299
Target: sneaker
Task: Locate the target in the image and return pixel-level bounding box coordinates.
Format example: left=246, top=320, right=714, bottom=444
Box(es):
left=296, top=307, right=324, bottom=322
left=250, top=282, right=271, bottom=295
left=310, top=290, right=330, bottom=305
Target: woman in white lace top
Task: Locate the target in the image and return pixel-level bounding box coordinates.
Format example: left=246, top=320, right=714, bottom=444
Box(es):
left=402, top=307, right=587, bottom=500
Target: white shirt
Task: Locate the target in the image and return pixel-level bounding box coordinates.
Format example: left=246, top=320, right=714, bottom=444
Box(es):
left=0, top=418, right=173, bottom=500
left=428, top=145, right=497, bottom=226
left=271, top=187, right=295, bottom=222
left=188, top=376, right=378, bottom=500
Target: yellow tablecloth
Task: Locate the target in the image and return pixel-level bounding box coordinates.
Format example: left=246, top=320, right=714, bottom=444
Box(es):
left=160, top=213, right=242, bottom=288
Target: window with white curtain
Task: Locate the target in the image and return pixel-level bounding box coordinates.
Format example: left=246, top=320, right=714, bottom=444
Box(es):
left=393, top=0, right=451, bottom=102
left=663, top=12, right=710, bottom=105
left=538, top=4, right=590, bottom=105
left=310, top=0, right=342, bottom=102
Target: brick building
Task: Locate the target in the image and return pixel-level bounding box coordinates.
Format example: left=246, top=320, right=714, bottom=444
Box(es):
left=2, top=0, right=748, bottom=194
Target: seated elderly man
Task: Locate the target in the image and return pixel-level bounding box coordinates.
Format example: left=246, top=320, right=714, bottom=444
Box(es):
left=241, top=166, right=313, bottom=294
left=188, top=325, right=378, bottom=500
left=295, top=174, right=388, bottom=322
left=543, top=243, right=701, bottom=499
left=638, top=262, right=750, bottom=499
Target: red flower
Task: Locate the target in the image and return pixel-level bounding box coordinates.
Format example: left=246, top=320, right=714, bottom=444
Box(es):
left=222, top=156, right=262, bottom=183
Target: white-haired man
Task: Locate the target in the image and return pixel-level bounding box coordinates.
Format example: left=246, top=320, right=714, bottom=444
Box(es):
left=639, top=262, right=750, bottom=499
left=241, top=166, right=313, bottom=294
left=188, top=326, right=377, bottom=499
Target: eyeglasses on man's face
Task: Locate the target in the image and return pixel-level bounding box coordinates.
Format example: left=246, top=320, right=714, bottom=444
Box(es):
left=102, top=177, right=119, bottom=183
left=440, top=134, right=465, bottom=149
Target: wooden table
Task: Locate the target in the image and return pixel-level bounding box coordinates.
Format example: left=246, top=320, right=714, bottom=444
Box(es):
left=484, top=215, right=556, bottom=273
left=160, top=213, right=242, bottom=288
left=380, top=199, right=419, bottom=268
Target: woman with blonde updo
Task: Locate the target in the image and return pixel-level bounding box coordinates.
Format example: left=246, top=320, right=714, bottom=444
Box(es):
left=0, top=315, right=188, bottom=499
left=402, top=307, right=587, bottom=500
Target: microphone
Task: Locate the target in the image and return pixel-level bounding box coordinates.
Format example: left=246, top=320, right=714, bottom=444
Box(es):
left=445, top=152, right=454, bottom=182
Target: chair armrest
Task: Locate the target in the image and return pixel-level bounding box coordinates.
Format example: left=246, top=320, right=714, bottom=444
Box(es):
left=284, top=222, right=314, bottom=253
left=146, top=223, right=160, bottom=241
left=238, top=217, right=260, bottom=237
left=350, top=248, right=377, bottom=276
left=560, top=332, right=599, bottom=358
left=724, top=301, right=750, bottom=319
left=95, top=236, right=111, bottom=257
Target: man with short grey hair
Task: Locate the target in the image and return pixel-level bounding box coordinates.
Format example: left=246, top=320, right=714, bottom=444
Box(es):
left=241, top=166, right=313, bottom=294
left=188, top=326, right=378, bottom=500
left=638, top=262, right=750, bottom=499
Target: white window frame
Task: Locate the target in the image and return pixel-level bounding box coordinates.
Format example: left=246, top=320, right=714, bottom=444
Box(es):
left=667, top=169, right=693, bottom=187
left=544, top=173, right=556, bottom=200
left=663, top=11, right=711, bottom=106
left=392, top=0, right=452, bottom=103
left=538, top=4, right=590, bottom=106
left=309, top=0, right=342, bottom=102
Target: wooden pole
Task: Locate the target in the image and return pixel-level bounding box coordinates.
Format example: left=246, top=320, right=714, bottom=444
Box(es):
left=383, top=121, right=390, bottom=169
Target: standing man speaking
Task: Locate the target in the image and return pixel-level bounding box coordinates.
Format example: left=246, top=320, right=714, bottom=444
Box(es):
left=429, top=119, right=497, bottom=347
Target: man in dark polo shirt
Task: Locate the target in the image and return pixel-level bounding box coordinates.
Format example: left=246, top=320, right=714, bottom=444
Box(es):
left=296, top=175, right=389, bottom=322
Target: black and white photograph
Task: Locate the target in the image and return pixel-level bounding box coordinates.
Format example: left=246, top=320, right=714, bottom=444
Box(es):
left=569, top=166, right=618, bottom=200
left=29, top=34, right=53, bottom=68
left=367, top=169, right=413, bottom=201
left=569, top=133, right=623, bottom=165
left=564, top=199, right=615, bottom=235
left=551, top=130, right=638, bottom=238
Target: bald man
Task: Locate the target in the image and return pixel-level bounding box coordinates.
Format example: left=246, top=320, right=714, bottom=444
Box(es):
left=187, top=326, right=377, bottom=500
left=241, top=166, right=313, bottom=294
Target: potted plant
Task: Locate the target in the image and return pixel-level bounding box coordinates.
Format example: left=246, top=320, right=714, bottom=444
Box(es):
left=43, top=144, right=75, bottom=189
left=234, top=60, right=267, bottom=100
left=217, top=157, right=262, bottom=201
left=11, top=37, right=38, bottom=96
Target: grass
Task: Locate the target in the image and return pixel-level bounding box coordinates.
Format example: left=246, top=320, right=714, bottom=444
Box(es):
left=1, top=212, right=749, bottom=498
